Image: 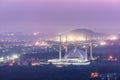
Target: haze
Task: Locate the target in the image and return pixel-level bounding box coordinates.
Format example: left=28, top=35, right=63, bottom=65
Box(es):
left=0, top=0, right=120, bottom=33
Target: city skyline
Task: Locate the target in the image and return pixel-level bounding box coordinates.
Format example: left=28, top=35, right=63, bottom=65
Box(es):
left=0, top=0, right=120, bottom=34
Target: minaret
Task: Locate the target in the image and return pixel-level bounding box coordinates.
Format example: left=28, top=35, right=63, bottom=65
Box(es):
left=59, top=33, right=62, bottom=60
left=85, top=36, right=88, bottom=61
left=107, top=74, right=110, bottom=80
left=90, top=42, right=93, bottom=60
left=65, top=34, right=68, bottom=53
left=85, top=46, right=88, bottom=61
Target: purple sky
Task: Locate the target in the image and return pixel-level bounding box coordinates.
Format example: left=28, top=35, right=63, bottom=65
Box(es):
left=0, top=0, right=120, bottom=33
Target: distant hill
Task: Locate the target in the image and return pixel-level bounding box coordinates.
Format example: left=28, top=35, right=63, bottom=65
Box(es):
left=69, top=29, right=105, bottom=38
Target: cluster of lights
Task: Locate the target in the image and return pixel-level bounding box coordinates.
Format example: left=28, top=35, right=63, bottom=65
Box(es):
left=6, top=54, right=20, bottom=60
left=35, top=41, right=40, bottom=46
left=8, top=33, right=15, bottom=36
left=35, top=41, right=48, bottom=47
left=108, top=35, right=118, bottom=40
left=108, top=55, right=113, bottom=60
left=31, top=62, right=40, bottom=66
left=55, top=35, right=86, bottom=42
left=108, top=55, right=117, bottom=60
left=0, top=54, right=20, bottom=62
left=0, top=57, right=4, bottom=62
left=68, top=36, right=86, bottom=41
left=91, top=72, right=99, bottom=78
left=100, top=41, right=107, bottom=46
left=11, top=54, right=19, bottom=59
left=33, top=32, right=40, bottom=36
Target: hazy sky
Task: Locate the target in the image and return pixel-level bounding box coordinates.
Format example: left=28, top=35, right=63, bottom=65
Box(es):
left=0, top=0, right=120, bottom=33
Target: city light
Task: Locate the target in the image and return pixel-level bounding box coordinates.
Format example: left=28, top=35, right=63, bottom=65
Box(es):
left=35, top=41, right=40, bottom=46
left=33, top=32, right=40, bottom=36
left=108, top=55, right=113, bottom=60
left=77, top=37, right=86, bottom=41
left=100, top=41, right=107, bottom=46
left=68, top=36, right=86, bottom=41
left=108, top=35, right=118, bottom=40
left=0, top=54, right=20, bottom=62
left=35, top=41, right=48, bottom=47
left=6, top=54, right=20, bottom=60
left=31, top=63, right=40, bottom=66
left=69, top=36, right=74, bottom=41
left=41, top=42, right=48, bottom=46
left=12, top=54, right=19, bottom=59
left=55, top=35, right=86, bottom=42
left=62, top=37, right=66, bottom=42
left=0, top=57, right=4, bottom=62
left=91, top=72, right=99, bottom=78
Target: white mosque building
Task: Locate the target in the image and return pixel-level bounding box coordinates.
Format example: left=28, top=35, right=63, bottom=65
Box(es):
left=48, top=34, right=92, bottom=66
left=48, top=47, right=90, bottom=65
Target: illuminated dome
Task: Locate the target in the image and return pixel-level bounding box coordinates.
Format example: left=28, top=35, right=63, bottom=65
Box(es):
left=64, top=48, right=86, bottom=59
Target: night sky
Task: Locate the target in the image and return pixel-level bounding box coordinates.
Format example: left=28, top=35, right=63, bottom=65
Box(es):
left=0, top=0, right=120, bottom=33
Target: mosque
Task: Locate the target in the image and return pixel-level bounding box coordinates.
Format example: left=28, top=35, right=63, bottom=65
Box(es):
left=48, top=34, right=93, bottom=66
left=48, top=48, right=90, bottom=65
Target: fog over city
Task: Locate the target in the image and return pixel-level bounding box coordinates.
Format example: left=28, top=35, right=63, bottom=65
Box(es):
left=1, top=1, right=120, bottom=80
left=0, top=0, right=120, bottom=33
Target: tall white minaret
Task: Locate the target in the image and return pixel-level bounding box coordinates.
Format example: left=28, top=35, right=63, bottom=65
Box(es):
left=90, top=42, right=93, bottom=60
left=59, top=33, right=62, bottom=60
left=65, top=34, right=68, bottom=53
left=85, top=46, right=88, bottom=61
left=85, top=36, right=88, bottom=61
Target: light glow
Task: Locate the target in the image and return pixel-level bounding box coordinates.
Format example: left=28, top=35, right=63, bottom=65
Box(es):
left=0, top=57, right=4, bottom=62
left=35, top=41, right=48, bottom=47
left=100, top=41, right=106, bottom=46
left=33, top=32, right=39, bottom=36
left=12, top=54, right=19, bottom=59
left=108, top=55, right=113, bottom=60
left=108, top=35, right=118, bottom=40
